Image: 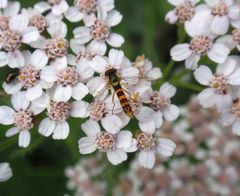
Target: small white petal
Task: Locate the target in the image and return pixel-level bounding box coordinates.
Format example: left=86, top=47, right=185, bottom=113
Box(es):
left=170, top=44, right=192, bottom=61
left=72, top=82, right=89, bottom=100
left=39, top=118, right=56, bottom=137
left=81, top=119, right=100, bottom=137
left=165, top=10, right=178, bottom=24
left=9, top=14, right=28, bottom=33
left=159, top=82, right=176, bottom=98
left=88, top=40, right=107, bottom=55
left=70, top=101, right=90, bottom=118
left=135, top=107, right=154, bottom=121
left=6, top=127, right=20, bottom=137
left=88, top=55, right=107, bottom=73
left=4, top=2, right=20, bottom=16
left=41, top=66, right=57, bottom=82
left=185, top=54, right=200, bottom=70
left=138, top=151, right=156, bottom=169
left=0, top=106, right=15, bottom=125
left=0, top=163, right=12, bottom=182
left=139, top=120, right=156, bottom=134
left=26, top=84, right=43, bottom=101
left=11, top=91, right=29, bottom=111
left=107, top=149, right=127, bottom=165
left=7, top=50, right=25, bottom=68
left=116, top=131, right=133, bottom=149
left=197, top=88, right=216, bottom=108
left=34, top=2, right=51, bottom=13
left=109, top=49, right=124, bottom=67
left=53, top=85, right=72, bottom=102
left=50, top=56, right=67, bottom=70
left=194, top=65, right=213, bottom=85
left=147, top=68, right=162, bottom=80
left=31, top=50, right=49, bottom=69
left=52, top=121, right=70, bottom=140
left=52, top=1, right=69, bottom=16
left=228, top=69, right=240, bottom=85
left=156, top=138, right=176, bottom=157
left=64, top=6, right=83, bottom=22
left=153, top=111, right=163, bottom=129
left=32, top=92, right=49, bottom=108
left=107, top=33, right=124, bottom=47
left=21, top=27, right=40, bottom=43
left=102, top=115, right=122, bottom=134
left=2, top=80, right=22, bottom=95
left=73, top=27, right=91, bottom=44
left=47, top=20, right=67, bottom=38
left=168, top=0, right=184, bottom=6
left=18, top=130, right=31, bottom=148
left=105, top=10, right=122, bottom=27
left=0, top=52, right=8, bottom=67
left=217, top=57, right=237, bottom=76
left=210, top=16, right=229, bottom=35
left=207, top=43, right=230, bottom=64
left=78, top=137, right=97, bottom=154
left=163, top=104, right=180, bottom=121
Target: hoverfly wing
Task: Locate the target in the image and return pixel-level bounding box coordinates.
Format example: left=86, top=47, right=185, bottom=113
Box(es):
left=93, top=83, right=109, bottom=100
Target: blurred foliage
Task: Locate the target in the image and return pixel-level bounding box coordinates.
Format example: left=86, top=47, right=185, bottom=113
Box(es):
left=0, top=0, right=202, bottom=195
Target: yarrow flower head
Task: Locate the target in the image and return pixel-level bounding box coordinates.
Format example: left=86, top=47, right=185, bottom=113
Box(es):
left=0, top=91, right=44, bottom=148
left=2, top=50, right=50, bottom=101
left=78, top=119, right=136, bottom=165
left=194, top=56, right=240, bottom=111
left=72, top=10, right=124, bottom=55
left=0, top=14, right=40, bottom=68
left=165, top=0, right=198, bottom=24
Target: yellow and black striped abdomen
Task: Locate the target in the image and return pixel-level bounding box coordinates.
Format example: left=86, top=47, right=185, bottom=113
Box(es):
left=107, top=71, right=134, bottom=118
left=113, top=83, right=134, bottom=118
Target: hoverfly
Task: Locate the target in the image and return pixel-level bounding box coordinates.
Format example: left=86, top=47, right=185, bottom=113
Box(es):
left=104, top=67, right=134, bottom=118
left=93, top=55, right=159, bottom=118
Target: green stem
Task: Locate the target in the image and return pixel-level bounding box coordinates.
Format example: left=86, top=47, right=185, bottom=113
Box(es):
left=170, top=81, right=203, bottom=92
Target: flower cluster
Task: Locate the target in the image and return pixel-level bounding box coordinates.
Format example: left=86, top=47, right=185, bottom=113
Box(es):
left=65, top=96, right=240, bottom=196
left=167, top=0, right=240, bottom=136
left=0, top=0, right=179, bottom=168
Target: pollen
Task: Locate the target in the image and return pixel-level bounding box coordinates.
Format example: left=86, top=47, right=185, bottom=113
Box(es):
left=14, top=109, right=34, bottom=130
left=0, top=29, right=22, bottom=51
left=57, top=67, right=80, bottom=87
left=190, top=36, right=213, bottom=55
left=137, top=133, right=156, bottom=151
left=209, top=73, right=228, bottom=94
left=95, top=132, right=116, bottom=152
left=175, top=2, right=195, bottom=23
left=90, top=19, right=111, bottom=41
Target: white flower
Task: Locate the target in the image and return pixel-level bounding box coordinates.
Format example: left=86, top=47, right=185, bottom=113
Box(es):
left=87, top=49, right=139, bottom=99
left=39, top=100, right=89, bottom=140
left=165, top=0, right=198, bottom=24
left=2, top=50, right=50, bottom=101
left=194, top=56, right=240, bottom=111
left=0, top=14, right=40, bottom=68
left=65, top=0, right=114, bottom=25
left=21, top=7, right=50, bottom=34
left=0, top=162, right=12, bottom=182
left=89, top=96, right=130, bottom=128
left=72, top=10, right=124, bottom=55
left=0, top=91, right=43, bottom=148
left=78, top=119, right=136, bottom=165
left=34, top=0, right=69, bottom=16
left=201, top=0, right=240, bottom=35
left=132, top=55, right=162, bottom=84
left=136, top=131, right=176, bottom=169
left=41, top=64, right=89, bottom=102
left=141, top=83, right=180, bottom=123
left=170, top=33, right=230, bottom=70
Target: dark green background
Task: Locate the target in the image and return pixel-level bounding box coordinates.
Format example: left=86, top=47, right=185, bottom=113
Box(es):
left=0, top=1, right=195, bottom=195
